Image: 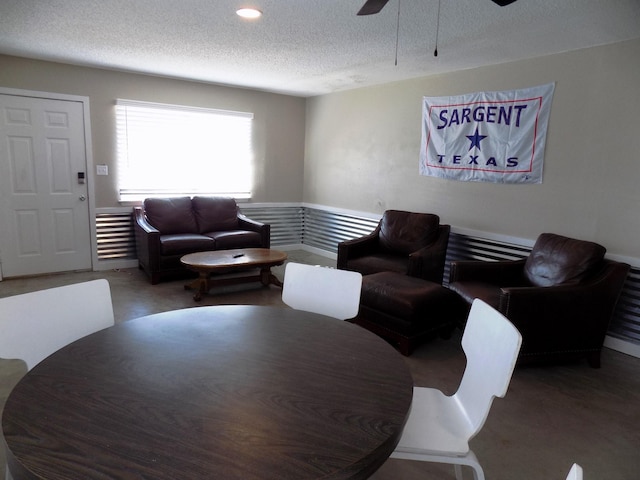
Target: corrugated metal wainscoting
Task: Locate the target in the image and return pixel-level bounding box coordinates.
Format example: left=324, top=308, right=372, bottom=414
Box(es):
left=239, top=205, right=380, bottom=251
left=95, top=205, right=640, bottom=351
left=96, top=211, right=137, bottom=260
left=610, top=266, right=640, bottom=344
left=238, top=205, right=305, bottom=246
left=302, top=208, right=379, bottom=253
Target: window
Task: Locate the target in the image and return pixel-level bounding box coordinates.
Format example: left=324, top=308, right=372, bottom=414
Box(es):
left=116, top=99, right=253, bottom=202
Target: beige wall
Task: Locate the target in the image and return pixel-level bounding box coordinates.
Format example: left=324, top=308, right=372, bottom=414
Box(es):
left=304, top=38, right=640, bottom=258
left=3, top=38, right=640, bottom=258
left=0, top=55, right=306, bottom=207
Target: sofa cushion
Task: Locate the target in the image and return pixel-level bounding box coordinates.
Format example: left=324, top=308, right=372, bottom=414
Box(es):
left=447, top=281, right=503, bottom=310
left=347, top=254, right=408, bottom=276
left=192, top=196, right=239, bottom=234
left=379, top=211, right=440, bottom=254
left=159, top=234, right=215, bottom=256
left=524, top=233, right=606, bottom=287
left=206, top=230, right=262, bottom=250
left=144, top=197, right=198, bottom=234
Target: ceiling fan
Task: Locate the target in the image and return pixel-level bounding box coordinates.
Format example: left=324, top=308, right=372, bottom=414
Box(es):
left=357, top=0, right=517, bottom=16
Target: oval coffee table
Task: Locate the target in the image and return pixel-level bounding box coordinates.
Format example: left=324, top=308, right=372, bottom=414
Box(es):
left=180, top=248, right=287, bottom=300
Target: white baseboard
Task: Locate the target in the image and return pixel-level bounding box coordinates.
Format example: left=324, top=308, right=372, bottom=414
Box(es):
left=604, top=335, right=640, bottom=359
left=298, top=244, right=337, bottom=260
left=274, top=243, right=305, bottom=252
left=272, top=243, right=337, bottom=260
left=94, top=258, right=139, bottom=271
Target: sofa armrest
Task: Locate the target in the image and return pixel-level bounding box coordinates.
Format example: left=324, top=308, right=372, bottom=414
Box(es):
left=449, top=258, right=527, bottom=285
left=337, top=227, right=381, bottom=270
left=499, top=260, right=630, bottom=351
left=134, top=207, right=159, bottom=235
left=238, top=213, right=271, bottom=248
left=407, top=225, right=450, bottom=282
left=133, top=207, right=161, bottom=273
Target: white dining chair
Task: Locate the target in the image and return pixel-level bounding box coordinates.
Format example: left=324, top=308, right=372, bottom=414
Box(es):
left=282, top=262, right=362, bottom=320
left=390, top=298, right=522, bottom=480
left=566, top=463, right=583, bottom=480
left=1, top=279, right=115, bottom=480
left=0, top=279, right=115, bottom=370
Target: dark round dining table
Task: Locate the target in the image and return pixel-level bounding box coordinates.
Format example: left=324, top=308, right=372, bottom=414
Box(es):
left=3, top=305, right=414, bottom=480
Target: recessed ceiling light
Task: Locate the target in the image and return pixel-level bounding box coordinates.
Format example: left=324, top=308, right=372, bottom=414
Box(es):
left=236, top=8, right=262, bottom=19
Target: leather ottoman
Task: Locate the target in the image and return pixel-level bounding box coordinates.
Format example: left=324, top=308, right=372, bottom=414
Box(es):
left=354, top=271, right=467, bottom=356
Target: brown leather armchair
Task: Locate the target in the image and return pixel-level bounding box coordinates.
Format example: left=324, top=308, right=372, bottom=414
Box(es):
left=448, top=233, right=630, bottom=368
left=337, top=210, right=450, bottom=283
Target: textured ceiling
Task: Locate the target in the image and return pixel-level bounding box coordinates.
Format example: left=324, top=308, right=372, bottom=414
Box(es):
left=0, top=0, right=639, bottom=97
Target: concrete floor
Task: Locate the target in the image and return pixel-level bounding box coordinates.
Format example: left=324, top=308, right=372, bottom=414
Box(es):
left=1, top=250, right=639, bottom=480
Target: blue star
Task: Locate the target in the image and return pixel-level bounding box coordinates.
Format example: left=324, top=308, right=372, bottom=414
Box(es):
left=466, top=127, right=487, bottom=151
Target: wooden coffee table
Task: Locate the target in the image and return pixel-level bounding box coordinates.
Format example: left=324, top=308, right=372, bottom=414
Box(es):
left=180, top=248, right=287, bottom=300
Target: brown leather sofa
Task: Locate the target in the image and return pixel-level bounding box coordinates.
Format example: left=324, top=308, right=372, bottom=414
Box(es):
left=134, top=196, right=269, bottom=284
left=448, top=233, right=630, bottom=367
left=337, top=210, right=450, bottom=283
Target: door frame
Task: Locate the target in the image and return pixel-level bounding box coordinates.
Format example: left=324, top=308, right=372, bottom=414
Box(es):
left=0, top=87, right=96, bottom=281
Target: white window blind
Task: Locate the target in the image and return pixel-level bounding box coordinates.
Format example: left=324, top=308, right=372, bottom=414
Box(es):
left=116, top=99, right=253, bottom=202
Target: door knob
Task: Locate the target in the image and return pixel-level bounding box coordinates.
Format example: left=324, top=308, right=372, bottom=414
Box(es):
left=79, top=195, right=86, bottom=201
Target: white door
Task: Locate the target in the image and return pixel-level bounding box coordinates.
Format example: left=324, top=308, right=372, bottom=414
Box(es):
left=0, top=94, right=92, bottom=277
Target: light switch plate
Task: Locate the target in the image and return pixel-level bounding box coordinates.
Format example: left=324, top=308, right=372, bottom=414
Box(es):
left=96, top=165, right=109, bottom=176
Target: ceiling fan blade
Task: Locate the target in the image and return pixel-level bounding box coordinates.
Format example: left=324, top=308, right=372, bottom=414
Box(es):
left=491, top=0, right=518, bottom=5
left=357, top=0, right=390, bottom=15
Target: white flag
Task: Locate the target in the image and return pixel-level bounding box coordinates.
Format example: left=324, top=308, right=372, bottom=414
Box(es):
left=419, top=83, right=555, bottom=184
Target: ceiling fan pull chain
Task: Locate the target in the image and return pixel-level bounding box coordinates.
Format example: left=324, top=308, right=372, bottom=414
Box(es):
left=434, top=0, right=441, bottom=57
left=395, top=0, right=401, bottom=66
